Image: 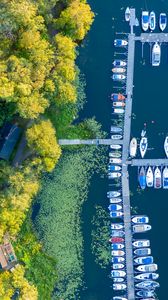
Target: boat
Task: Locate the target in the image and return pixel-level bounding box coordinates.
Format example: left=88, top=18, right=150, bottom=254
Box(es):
left=108, top=165, right=121, bottom=171
left=111, top=250, right=125, bottom=257
left=109, top=152, right=121, bottom=158
left=111, top=230, right=125, bottom=238
left=152, top=42, right=161, bottom=66
left=110, top=144, right=122, bottom=150
left=135, top=280, right=160, bottom=289
left=110, top=211, right=123, bottom=218
left=111, top=134, right=122, bottom=140
left=135, top=272, right=159, bottom=281
left=109, top=158, right=122, bottom=164
left=125, top=7, right=130, bottom=22
left=140, top=136, right=148, bottom=158
left=113, top=102, right=125, bottom=107
left=112, top=67, right=126, bottom=73
left=114, top=39, right=128, bottom=47
left=132, top=215, right=149, bottom=224
left=113, top=283, right=127, bottom=290
left=111, top=93, right=125, bottom=100
left=134, top=256, right=153, bottom=265
left=149, top=11, right=156, bottom=31
left=113, top=277, right=125, bottom=283
left=136, top=290, right=155, bottom=298
left=111, top=270, right=126, bottom=277
left=134, top=248, right=151, bottom=256
left=113, top=108, right=125, bottom=114
left=138, top=166, right=146, bottom=189
left=112, top=263, right=125, bottom=269
left=113, top=297, right=127, bottom=300
left=141, top=11, right=149, bottom=31
left=163, top=166, right=168, bottom=189
left=129, top=138, right=137, bottom=158
left=110, top=126, right=122, bottom=133
left=146, top=166, right=154, bottom=187
left=112, top=74, right=126, bottom=81
left=133, top=224, right=151, bottom=233
left=136, top=264, right=158, bottom=272
left=159, top=13, right=167, bottom=31
left=164, top=136, right=168, bottom=157
left=141, top=129, right=146, bottom=137
left=111, top=256, right=125, bottom=263
left=113, top=60, right=127, bottom=67
left=108, top=204, right=122, bottom=211
left=154, top=167, right=162, bottom=189
left=109, top=198, right=122, bottom=204
left=111, top=224, right=124, bottom=230
left=111, top=243, right=124, bottom=250
left=133, top=240, right=150, bottom=248
left=108, top=172, right=121, bottom=179
left=107, top=191, right=121, bottom=198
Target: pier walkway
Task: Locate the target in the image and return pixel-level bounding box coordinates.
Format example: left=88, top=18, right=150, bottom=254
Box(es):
left=135, top=32, right=168, bottom=42
left=58, top=139, right=123, bottom=145
left=130, top=158, right=168, bottom=167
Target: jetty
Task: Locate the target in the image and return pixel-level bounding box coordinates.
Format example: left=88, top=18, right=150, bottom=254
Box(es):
left=58, top=139, right=123, bottom=145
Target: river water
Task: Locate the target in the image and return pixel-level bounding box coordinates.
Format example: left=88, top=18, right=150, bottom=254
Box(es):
left=78, top=0, right=168, bottom=299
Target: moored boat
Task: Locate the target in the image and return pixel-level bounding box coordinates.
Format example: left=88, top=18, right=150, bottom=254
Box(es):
left=110, top=126, right=122, bottom=133
left=133, top=239, right=150, bottom=248
left=113, top=60, right=127, bottom=67
left=108, top=165, right=121, bottom=171
left=138, top=166, right=146, bottom=189
left=112, top=74, right=126, bottom=81
left=154, top=166, right=162, bottom=189
left=134, top=256, right=153, bottom=265
left=109, top=197, right=122, bottom=204
left=134, top=272, right=159, bottom=280
left=136, top=263, right=158, bottom=272
left=134, top=248, right=151, bottom=256
left=111, top=256, right=125, bottom=263
left=112, top=263, right=125, bottom=269
left=140, top=136, right=148, bottom=158
left=108, top=204, right=122, bottom=211
left=111, top=250, right=125, bottom=257
left=132, top=215, right=149, bottom=224
left=109, top=152, right=121, bottom=158
left=114, top=39, right=128, bottom=47
left=163, top=166, right=168, bottom=189
left=164, top=135, right=168, bottom=157
left=136, top=290, right=155, bottom=298
left=129, top=137, right=137, bottom=158
left=111, top=93, right=125, bottom=100
left=111, top=270, right=126, bottom=277
left=141, top=11, right=149, bottom=31
left=135, top=280, right=160, bottom=289
left=111, top=244, right=124, bottom=250
left=113, top=101, right=125, bottom=107
left=113, top=283, right=127, bottom=290
left=146, top=166, right=154, bottom=187
left=113, top=277, right=125, bottom=283
left=133, top=224, right=151, bottom=233
left=111, top=230, right=125, bottom=238
left=110, top=211, right=123, bottom=218
left=109, top=158, right=122, bottom=164
left=152, top=42, right=161, bottom=66
left=149, top=11, right=156, bottom=31
left=112, top=67, right=126, bottom=73
left=110, top=144, right=122, bottom=150
left=108, top=172, right=121, bottom=179
left=107, top=191, right=121, bottom=198
left=159, top=13, right=167, bottom=31
left=125, top=7, right=130, bottom=22
left=113, top=108, right=125, bottom=114
left=111, top=224, right=124, bottom=230
left=113, top=297, right=127, bottom=300
left=110, top=237, right=124, bottom=244
left=111, top=134, right=122, bottom=140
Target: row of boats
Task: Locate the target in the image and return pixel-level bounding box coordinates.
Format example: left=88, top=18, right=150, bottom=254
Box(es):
left=139, top=166, right=168, bottom=189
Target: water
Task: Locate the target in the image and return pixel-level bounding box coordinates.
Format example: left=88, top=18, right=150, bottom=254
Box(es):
left=78, top=1, right=168, bottom=299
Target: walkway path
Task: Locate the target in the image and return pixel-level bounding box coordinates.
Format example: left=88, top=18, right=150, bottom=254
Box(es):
left=58, top=139, right=123, bottom=145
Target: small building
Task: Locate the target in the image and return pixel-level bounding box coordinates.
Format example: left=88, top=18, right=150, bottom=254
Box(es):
left=0, top=241, right=17, bottom=270
left=0, top=123, right=21, bottom=160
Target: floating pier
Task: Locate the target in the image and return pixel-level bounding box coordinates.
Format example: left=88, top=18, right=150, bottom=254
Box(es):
left=58, top=139, right=123, bottom=145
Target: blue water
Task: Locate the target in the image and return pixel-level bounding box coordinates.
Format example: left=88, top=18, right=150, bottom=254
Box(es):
left=78, top=1, right=168, bottom=299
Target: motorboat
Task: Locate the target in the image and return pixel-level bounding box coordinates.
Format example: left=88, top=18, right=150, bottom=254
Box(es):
left=136, top=264, right=158, bottom=272
left=111, top=224, right=124, bottom=230
left=111, top=243, right=124, bottom=250
left=111, top=250, right=125, bottom=257
left=154, top=167, right=162, bottom=189
left=111, top=230, right=125, bottom=238
left=108, top=165, right=121, bottom=171
left=111, top=93, right=125, bottom=100
left=135, top=272, right=159, bottom=281
left=164, top=136, right=168, bottom=157
left=134, top=248, right=151, bottom=256
left=134, top=256, right=153, bottom=265
left=110, top=144, right=122, bottom=150
left=113, top=283, right=127, bottom=290
left=125, top=7, right=130, bottom=22
left=113, top=102, right=125, bottom=107
left=109, top=198, right=122, bottom=204
left=113, top=297, right=127, bottom=300
left=136, top=290, right=155, bottom=298
left=133, top=224, right=151, bottom=233
left=149, top=11, right=156, bottom=31
left=163, top=166, right=168, bottom=189
left=107, top=191, right=121, bottom=198
left=109, top=158, right=122, bottom=164
left=112, top=67, right=126, bottom=73
left=111, top=134, right=122, bottom=140
left=135, top=280, right=160, bottom=289
left=129, top=137, right=137, bottom=158
left=108, top=172, right=121, bottom=179
left=110, top=211, right=123, bottom=218
left=108, top=204, right=122, bottom=211
left=146, top=166, right=154, bottom=187
left=113, top=108, right=125, bottom=114
left=141, top=129, right=146, bottom=137
left=112, top=74, right=126, bottom=81
left=111, top=270, right=126, bottom=278
left=113, top=60, right=127, bottom=67
left=111, top=256, right=125, bottom=263
left=114, top=39, right=128, bottom=47
left=109, top=152, right=121, bottom=158
left=141, top=11, right=149, bottom=31
left=152, top=42, right=161, bottom=66
left=159, top=13, right=167, bottom=31
left=132, top=215, right=149, bottom=224
left=110, top=126, right=122, bottom=133
left=112, top=263, right=125, bottom=269
left=113, top=277, right=125, bottom=283
left=110, top=237, right=124, bottom=243
left=138, top=166, right=146, bottom=189
left=133, top=240, right=150, bottom=248
left=140, top=136, right=148, bottom=158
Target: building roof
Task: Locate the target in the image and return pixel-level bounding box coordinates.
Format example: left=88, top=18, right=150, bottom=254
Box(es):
left=0, top=123, right=21, bottom=160
left=0, top=241, right=17, bottom=270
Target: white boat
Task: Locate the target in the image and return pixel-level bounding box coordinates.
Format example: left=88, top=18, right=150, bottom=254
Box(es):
left=108, top=172, right=121, bottom=179
left=112, top=257, right=125, bottom=263
left=113, top=297, right=127, bottom=300
left=109, top=158, right=122, bottom=164
left=134, top=248, right=151, bottom=256
left=113, top=277, right=125, bottom=283
left=133, top=240, right=150, bottom=248
left=134, top=272, right=159, bottom=280
left=146, top=166, right=153, bottom=187
left=140, top=136, right=148, bottom=158
left=110, top=126, right=122, bottom=133
left=110, top=198, right=122, bottom=204
left=113, top=102, right=125, bottom=107
left=113, top=283, right=127, bottom=290
left=136, top=264, right=158, bottom=272
left=133, top=224, right=151, bottom=233
left=111, top=270, right=126, bottom=278
left=112, top=74, right=126, bottom=81
left=113, top=108, right=125, bottom=114
left=111, top=134, right=122, bottom=140
left=113, top=60, right=127, bottom=67
left=107, top=191, right=121, bottom=197
left=141, top=129, right=146, bottom=137
left=149, top=11, right=156, bottom=31
left=134, top=256, right=153, bottom=265
left=111, top=250, right=125, bottom=257
left=129, top=138, right=137, bottom=158
left=109, top=152, right=121, bottom=158
left=154, top=167, right=162, bottom=189
left=164, top=136, right=168, bottom=157
left=110, top=144, right=122, bottom=150
left=112, top=67, right=126, bottom=73
left=111, top=230, right=125, bottom=238
left=112, top=263, right=125, bottom=269
left=159, top=13, right=167, bottom=31
left=152, top=42, right=161, bottom=67
left=135, top=280, right=160, bottom=290
left=111, top=224, right=124, bottom=230
left=163, top=166, right=168, bottom=189
left=141, top=11, right=149, bottom=31
left=114, top=39, right=128, bottom=47
left=136, top=290, right=155, bottom=298
left=108, top=204, right=122, bottom=211
left=110, top=211, right=124, bottom=218
left=132, top=216, right=149, bottom=224
left=108, top=165, right=121, bottom=171
left=125, top=7, right=130, bottom=22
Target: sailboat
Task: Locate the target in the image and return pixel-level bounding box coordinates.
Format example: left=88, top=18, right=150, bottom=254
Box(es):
left=164, top=136, right=168, bottom=157
left=140, top=135, right=148, bottom=158
left=154, top=167, right=162, bottom=189
left=138, top=166, right=146, bottom=189
left=125, top=7, right=130, bottom=22
left=149, top=11, right=156, bottom=31
left=146, top=166, right=153, bottom=187
left=129, top=137, right=137, bottom=158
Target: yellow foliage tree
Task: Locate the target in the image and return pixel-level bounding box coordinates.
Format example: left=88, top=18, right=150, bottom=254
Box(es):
left=0, top=271, right=14, bottom=299
left=55, top=33, right=76, bottom=61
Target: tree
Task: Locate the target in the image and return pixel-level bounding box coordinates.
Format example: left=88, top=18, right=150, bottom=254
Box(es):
left=54, top=34, right=76, bottom=61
